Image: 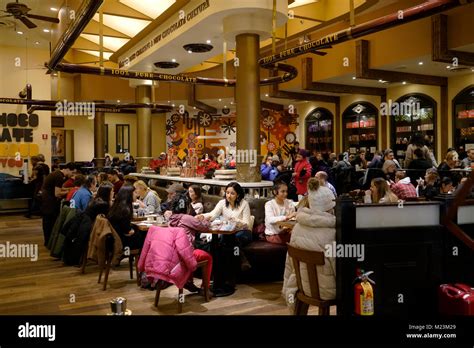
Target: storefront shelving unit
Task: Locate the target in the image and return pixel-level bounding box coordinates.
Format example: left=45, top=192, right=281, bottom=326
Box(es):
left=452, top=85, right=474, bottom=152
left=305, top=107, right=333, bottom=154
left=342, top=102, right=378, bottom=155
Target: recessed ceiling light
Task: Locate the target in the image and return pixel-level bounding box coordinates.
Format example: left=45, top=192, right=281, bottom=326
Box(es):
left=230, top=101, right=233, bottom=105
left=352, top=76, right=356, bottom=80
left=187, top=50, right=192, bottom=54
left=172, top=104, right=175, bottom=107
left=446, top=66, right=451, bottom=69
left=378, top=79, right=383, bottom=82
left=50, top=7, right=58, bottom=11
left=117, top=100, right=120, bottom=103
left=418, top=61, right=423, bottom=65
left=471, top=68, right=474, bottom=72
left=206, top=40, right=211, bottom=44
left=402, top=81, right=407, bottom=85
left=17, top=31, right=23, bottom=35
left=43, top=29, right=50, bottom=33
left=168, top=100, right=170, bottom=103
left=224, top=105, right=227, bottom=108
left=35, top=41, right=40, bottom=44
left=265, top=94, right=269, bottom=97
left=218, top=99, right=222, bottom=101
left=171, top=58, right=176, bottom=62
left=193, top=107, right=196, bottom=109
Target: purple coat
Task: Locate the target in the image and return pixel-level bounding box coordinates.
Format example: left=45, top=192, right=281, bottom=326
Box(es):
left=168, top=214, right=210, bottom=244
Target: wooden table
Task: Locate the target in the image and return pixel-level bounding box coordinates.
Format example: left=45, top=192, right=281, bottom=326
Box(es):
left=277, top=220, right=297, bottom=231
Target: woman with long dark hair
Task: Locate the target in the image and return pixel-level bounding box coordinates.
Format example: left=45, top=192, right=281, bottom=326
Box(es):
left=196, top=182, right=252, bottom=271
left=404, top=133, right=432, bottom=168
left=107, top=185, right=143, bottom=249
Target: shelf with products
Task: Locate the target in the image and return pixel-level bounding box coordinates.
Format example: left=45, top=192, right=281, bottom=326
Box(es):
left=391, top=94, right=437, bottom=163
left=343, top=102, right=378, bottom=154
left=305, top=108, right=334, bottom=153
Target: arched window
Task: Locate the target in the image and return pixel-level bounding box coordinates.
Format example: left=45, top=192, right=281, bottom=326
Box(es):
left=452, top=85, right=474, bottom=152
left=342, top=102, right=378, bottom=156
left=305, top=108, right=333, bottom=154
left=391, top=93, right=437, bottom=166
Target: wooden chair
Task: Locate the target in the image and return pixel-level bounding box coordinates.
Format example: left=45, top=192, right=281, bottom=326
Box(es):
left=154, top=260, right=210, bottom=313
left=287, top=244, right=337, bottom=316
left=96, top=235, right=140, bottom=291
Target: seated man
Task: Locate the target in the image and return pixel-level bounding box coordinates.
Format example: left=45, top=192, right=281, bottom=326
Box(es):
left=390, top=171, right=416, bottom=200
left=160, top=183, right=186, bottom=212
left=315, top=171, right=337, bottom=198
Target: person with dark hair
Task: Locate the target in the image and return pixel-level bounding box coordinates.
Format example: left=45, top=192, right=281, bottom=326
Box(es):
left=407, top=147, right=433, bottom=185
left=123, top=175, right=138, bottom=186
left=66, top=174, right=86, bottom=201
left=25, top=159, right=50, bottom=218
left=97, top=172, right=109, bottom=185
left=390, top=171, right=417, bottom=200
left=260, top=155, right=279, bottom=181
left=440, top=176, right=454, bottom=194
left=383, top=149, right=401, bottom=169
left=111, top=157, right=120, bottom=168
left=264, top=182, right=296, bottom=244
left=41, top=162, right=77, bottom=245
left=404, top=133, right=432, bottom=168
left=108, top=169, right=123, bottom=196
left=461, top=148, right=474, bottom=169
left=188, top=185, right=203, bottom=215
left=197, top=182, right=252, bottom=271
left=107, top=185, right=142, bottom=249
left=71, top=174, right=97, bottom=212
left=164, top=193, right=214, bottom=295
left=293, top=149, right=312, bottom=196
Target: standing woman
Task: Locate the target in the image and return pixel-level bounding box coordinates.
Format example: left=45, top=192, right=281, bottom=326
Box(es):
left=133, top=180, right=161, bottom=214
left=107, top=186, right=143, bottom=250
left=188, top=184, right=204, bottom=215
left=293, top=149, right=312, bottom=196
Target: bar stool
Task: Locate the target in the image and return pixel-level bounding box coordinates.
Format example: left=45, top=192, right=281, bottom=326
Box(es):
left=154, top=260, right=210, bottom=313
left=287, top=244, right=337, bottom=315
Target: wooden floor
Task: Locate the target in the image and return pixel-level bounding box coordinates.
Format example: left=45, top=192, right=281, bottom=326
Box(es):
left=0, top=214, right=329, bottom=315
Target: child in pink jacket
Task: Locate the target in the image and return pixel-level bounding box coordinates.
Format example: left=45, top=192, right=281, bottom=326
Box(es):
left=137, top=226, right=197, bottom=289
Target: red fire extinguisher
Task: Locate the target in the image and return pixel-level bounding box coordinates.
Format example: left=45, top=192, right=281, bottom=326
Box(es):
left=353, top=269, right=375, bottom=316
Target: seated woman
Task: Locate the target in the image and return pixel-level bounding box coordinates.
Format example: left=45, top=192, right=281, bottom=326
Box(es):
left=439, top=176, right=454, bottom=194
left=188, top=184, right=204, bottom=215
left=264, top=182, right=296, bottom=244
left=107, top=186, right=143, bottom=250
left=133, top=180, right=161, bottom=214
left=282, top=177, right=337, bottom=310
left=196, top=182, right=252, bottom=270
left=366, top=177, right=399, bottom=203
left=164, top=193, right=213, bottom=295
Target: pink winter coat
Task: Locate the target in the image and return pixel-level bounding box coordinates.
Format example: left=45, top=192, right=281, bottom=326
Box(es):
left=137, top=226, right=197, bottom=289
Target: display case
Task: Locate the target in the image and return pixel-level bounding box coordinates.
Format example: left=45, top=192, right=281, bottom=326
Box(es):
left=391, top=94, right=436, bottom=166
left=305, top=107, right=333, bottom=153
left=452, top=86, right=474, bottom=152
left=343, top=102, right=378, bottom=155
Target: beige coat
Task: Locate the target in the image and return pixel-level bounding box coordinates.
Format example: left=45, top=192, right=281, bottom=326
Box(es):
left=87, top=214, right=123, bottom=268
left=282, top=207, right=336, bottom=307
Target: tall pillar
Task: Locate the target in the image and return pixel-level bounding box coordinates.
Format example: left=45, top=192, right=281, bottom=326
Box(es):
left=93, top=108, right=105, bottom=168
left=135, top=84, right=152, bottom=171
left=235, top=33, right=262, bottom=182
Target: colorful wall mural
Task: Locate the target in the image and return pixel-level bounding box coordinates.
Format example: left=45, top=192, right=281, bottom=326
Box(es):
left=166, top=108, right=300, bottom=160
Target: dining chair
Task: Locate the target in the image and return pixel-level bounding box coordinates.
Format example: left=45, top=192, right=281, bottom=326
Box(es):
left=287, top=244, right=337, bottom=316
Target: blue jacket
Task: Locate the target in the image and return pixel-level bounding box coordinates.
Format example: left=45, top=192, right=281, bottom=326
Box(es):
left=71, top=187, right=93, bottom=212
left=260, top=164, right=279, bottom=181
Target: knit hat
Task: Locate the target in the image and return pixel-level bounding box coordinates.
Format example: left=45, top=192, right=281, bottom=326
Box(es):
left=166, top=183, right=185, bottom=194
left=307, top=186, right=335, bottom=212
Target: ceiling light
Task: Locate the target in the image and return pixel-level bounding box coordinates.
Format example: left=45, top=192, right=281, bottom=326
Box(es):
left=418, top=61, right=423, bottom=65
left=35, top=41, right=39, bottom=44
left=288, top=0, right=318, bottom=8
left=183, top=43, right=213, bottom=53
left=446, top=66, right=451, bottom=69
left=92, top=13, right=150, bottom=37
left=218, top=99, right=222, bottom=101
left=378, top=79, right=383, bottom=82
left=172, top=104, right=175, bottom=107
left=265, top=94, right=269, bottom=97
left=117, top=100, right=121, bottom=103
left=168, top=100, right=170, bottom=103
left=230, top=101, right=234, bottom=105
left=206, top=40, right=211, bottom=44
left=17, top=31, right=23, bottom=35
left=224, top=105, right=227, bottom=108
left=43, top=29, right=50, bottom=33
left=171, top=58, right=176, bottom=62
left=402, top=81, right=406, bottom=85
left=119, top=0, right=176, bottom=19
left=50, top=7, right=58, bottom=11
left=352, top=76, right=356, bottom=80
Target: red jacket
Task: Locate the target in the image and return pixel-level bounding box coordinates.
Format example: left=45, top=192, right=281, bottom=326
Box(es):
left=294, top=158, right=312, bottom=195
left=137, top=226, right=197, bottom=289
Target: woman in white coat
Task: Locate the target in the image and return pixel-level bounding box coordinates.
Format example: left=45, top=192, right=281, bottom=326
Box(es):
left=282, top=178, right=337, bottom=311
